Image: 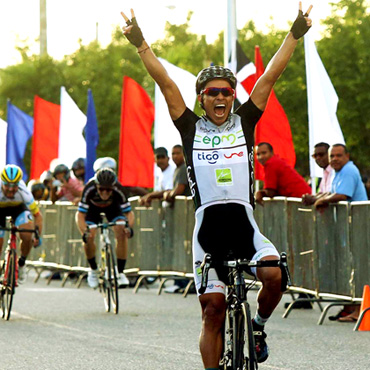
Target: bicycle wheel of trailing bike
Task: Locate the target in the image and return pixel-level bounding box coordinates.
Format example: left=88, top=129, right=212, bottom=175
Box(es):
left=99, top=247, right=111, bottom=312
left=1, top=250, right=16, bottom=320
left=106, top=244, right=119, bottom=314
left=242, top=301, right=258, bottom=370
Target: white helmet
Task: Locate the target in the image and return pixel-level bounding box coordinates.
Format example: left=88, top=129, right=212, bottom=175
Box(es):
left=93, top=157, right=117, bottom=172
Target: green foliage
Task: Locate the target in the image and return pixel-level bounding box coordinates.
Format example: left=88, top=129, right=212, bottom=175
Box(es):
left=318, top=0, right=370, bottom=173
left=1, top=2, right=369, bottom=178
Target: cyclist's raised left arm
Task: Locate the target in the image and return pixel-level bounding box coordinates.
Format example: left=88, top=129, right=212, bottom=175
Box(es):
left=251, top=2, right=312, bottom=110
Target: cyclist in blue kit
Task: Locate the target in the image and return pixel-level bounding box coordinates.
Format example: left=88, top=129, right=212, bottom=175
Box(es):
left=121, top=3, right=312, bottom=368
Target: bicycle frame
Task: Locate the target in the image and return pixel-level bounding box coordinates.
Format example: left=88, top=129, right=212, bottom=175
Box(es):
left=0, top=220, right=39, bottom=320
left=200, top=252, right=291, bottom=370
left=87, top=220, right=126, bottom=314
left=2, top=230, right=18, bottom=286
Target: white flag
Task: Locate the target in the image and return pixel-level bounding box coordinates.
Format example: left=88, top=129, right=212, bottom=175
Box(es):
left=59, top=87, right=87, bottom=167
left=0, top=118, right=7, bottom=169
left=304, top=32, right=345, bottom=178
left=154, top=58, right=196, bottom=151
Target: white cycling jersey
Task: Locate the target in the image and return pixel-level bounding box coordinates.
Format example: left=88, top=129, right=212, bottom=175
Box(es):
left=174, top=99, right=261, bottom=212
left=0, top=180, right=39, bottom=215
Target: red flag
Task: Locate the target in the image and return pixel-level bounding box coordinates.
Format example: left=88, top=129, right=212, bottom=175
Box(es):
left=119, top=76, right=155, bottom=187
left=254, top=46, right=296, bottom=180
left=30, top=96, right=60, bottom=179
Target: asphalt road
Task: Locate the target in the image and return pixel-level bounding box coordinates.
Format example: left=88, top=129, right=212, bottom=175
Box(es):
left=1, top=272, right=369, bottom=370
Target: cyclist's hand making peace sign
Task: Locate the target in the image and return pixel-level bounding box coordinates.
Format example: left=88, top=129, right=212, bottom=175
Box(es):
left=121, top=9, right=145, bottom=47
left=290, top=2, right=313, bottom=39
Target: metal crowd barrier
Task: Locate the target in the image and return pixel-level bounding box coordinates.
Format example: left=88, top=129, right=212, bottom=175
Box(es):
left=8, top=197, right=368, bottom=319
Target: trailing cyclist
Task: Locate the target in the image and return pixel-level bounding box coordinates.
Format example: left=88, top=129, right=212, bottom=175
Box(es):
left=76, top=168, right=134, bottom=289
left=0, top=165, right=43, bottom=283
left=121, top=3, right=312, bottom=368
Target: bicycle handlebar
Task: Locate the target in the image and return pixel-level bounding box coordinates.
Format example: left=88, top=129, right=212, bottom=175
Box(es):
left=0, top=225, right=39, bottom=238
left=198, top=252, right=292, bottom=295
left=86, top=220, right=127, bottom=230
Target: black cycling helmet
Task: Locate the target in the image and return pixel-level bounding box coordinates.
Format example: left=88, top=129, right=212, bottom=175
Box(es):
left=71, top=158, right=85, bottom=171
left=95, top=168, right=117, bottom=187
left=195, top=65, right=236, bottom=94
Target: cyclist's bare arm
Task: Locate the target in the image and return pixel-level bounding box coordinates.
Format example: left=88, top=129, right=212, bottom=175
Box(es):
left=124, top=210, right=135, bottom=228
left=76, top=211, right=88, bottom=235
left=121, top=9, right=186, bottom=121
left=33, top=212, right=43, bottom=245
left=251, top=2, right=312, bottom=110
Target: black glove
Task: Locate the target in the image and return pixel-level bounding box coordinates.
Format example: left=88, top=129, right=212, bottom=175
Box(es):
left=290, top=10, right=311, bottom=40
left=82, top=230, right=90, bottom=244
left=124, top=17, right=145, bottom=47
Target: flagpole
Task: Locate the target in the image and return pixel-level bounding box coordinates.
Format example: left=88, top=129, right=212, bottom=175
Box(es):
left=224, top=0, right=237, bottom=70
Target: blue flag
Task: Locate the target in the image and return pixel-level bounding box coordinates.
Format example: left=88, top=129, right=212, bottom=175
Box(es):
left=84, top=89, right=99, bottom=182
left=6, top=101, right=34, bottom=181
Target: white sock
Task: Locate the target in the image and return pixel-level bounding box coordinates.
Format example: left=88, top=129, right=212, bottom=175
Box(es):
left=254, top=312, right=269, bottom=327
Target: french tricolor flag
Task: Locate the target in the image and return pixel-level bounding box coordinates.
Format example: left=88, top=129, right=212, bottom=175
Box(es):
left=30, top=87, right=86, bottom=179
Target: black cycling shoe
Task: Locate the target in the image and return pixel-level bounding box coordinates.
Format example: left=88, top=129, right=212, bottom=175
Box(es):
left=254, top=330, right=269, bottom=363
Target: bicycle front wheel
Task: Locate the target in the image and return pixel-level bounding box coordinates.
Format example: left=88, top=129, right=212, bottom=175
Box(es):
left=232, top=305, right=246, bottom=370
left=1, top=250, right=16, bottom=320
left=242, top=301, right=258, bottom=370
left=106, top=244, right=119, bottom=314
left=99, top=249, right=111, bottom=313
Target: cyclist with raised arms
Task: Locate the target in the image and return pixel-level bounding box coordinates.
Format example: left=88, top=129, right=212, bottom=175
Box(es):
left=0, top=165, right=43, bottom=283
left=121, top=2, right=312, bottom=368
left=76, top=168, right=134, bottom=289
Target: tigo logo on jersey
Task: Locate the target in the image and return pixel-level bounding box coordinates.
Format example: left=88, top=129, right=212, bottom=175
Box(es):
left=215, top=168, right=233, bottom=186
left=197, top=151, right=219, bottom=164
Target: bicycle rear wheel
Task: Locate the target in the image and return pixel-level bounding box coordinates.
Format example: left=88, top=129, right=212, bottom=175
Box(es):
left=242, top=301, right=258, bottom=370
left=1, top=250, right=16, bottom=320
left=106, top=244, right=119, bottom=314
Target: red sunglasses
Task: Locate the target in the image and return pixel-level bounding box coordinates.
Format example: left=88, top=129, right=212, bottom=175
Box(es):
left=200, top=87, right=235, bottom=97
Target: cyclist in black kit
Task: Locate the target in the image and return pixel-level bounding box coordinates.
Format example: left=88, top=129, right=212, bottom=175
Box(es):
left=76, top=168, right=134, bottom=289
left=121, top=3, right=312, bottom=368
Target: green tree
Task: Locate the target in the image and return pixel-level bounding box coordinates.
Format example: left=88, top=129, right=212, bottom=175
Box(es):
left=318, top=0, right=370, bottom=173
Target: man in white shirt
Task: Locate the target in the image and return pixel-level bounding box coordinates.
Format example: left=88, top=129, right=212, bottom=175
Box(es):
left=302, top=142, right=334, bottom=205
left=141, top=147, right=175, bottom=206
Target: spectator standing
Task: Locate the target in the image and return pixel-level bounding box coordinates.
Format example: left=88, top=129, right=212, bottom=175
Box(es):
left=255, top=142, right=311, bottom=205
left=140, top=145, right=190, bottom=207
left=71, top=157, right=86, bottom=185
left=302, top=142, right=335, bottom=205
left=50, top=164, right=83, bottom=204
left=153, top=147, right=175, bottom=192
left=314, top=144, right=367, bottom=210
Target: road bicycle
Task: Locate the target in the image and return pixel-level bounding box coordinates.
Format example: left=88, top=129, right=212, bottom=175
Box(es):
left=199, top=252, right=291, bottom=370
left=86, top=220, right=126, bottom=314
left=0, top=220, right=39, bottom=320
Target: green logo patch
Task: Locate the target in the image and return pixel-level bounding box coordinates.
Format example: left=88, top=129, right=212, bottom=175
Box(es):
left=215, top=168, right=233, bottom=186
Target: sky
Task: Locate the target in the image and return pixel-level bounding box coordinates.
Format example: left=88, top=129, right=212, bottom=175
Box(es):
left=0, top=0, right=341, bottom=68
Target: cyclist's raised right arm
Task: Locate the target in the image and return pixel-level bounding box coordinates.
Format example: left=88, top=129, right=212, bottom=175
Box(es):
left=121, top=9, right=186, bottom=121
